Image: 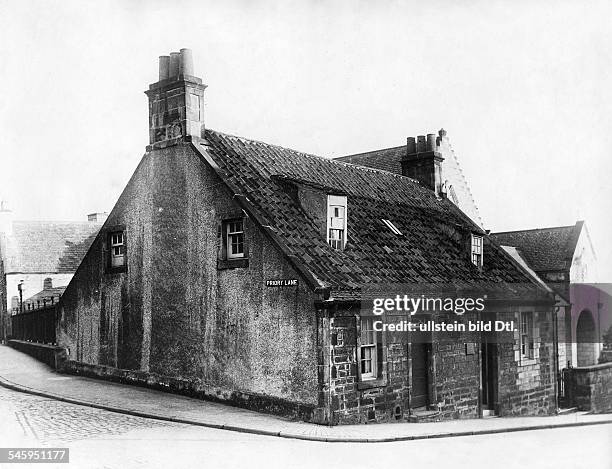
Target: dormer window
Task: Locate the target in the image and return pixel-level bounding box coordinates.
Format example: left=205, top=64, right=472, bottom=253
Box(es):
left=327, top=195, right=347, bottom=250
left=471, top=234, right=483, bottom=268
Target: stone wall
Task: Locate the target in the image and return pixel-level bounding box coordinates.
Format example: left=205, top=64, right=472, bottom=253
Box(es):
left=322, top=310, right=481, bottom=425
left=496, top=309, right=557, bottom=416
left=8, top=339, right=67, bottom=370
left=323, top=307, right=410, bottom=425
left=564, top=362, right=612, bottom=413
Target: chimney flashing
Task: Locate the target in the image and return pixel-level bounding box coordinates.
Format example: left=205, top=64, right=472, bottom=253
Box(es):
left=147, top=74, right=204, bottom=90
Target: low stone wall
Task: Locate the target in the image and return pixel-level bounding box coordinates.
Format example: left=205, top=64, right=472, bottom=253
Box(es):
left=62, top=360, right=315, bottom=422
left=599, top=349, right=612, bottom=364
left=564, top=362, right=612, bottom=413
left=8, top=340, right=67, bottom=370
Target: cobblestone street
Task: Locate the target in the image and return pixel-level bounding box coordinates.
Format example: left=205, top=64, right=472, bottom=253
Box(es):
left=0, top=384, right=177, bottom=446
left=1, top=384, right=610, bottom=469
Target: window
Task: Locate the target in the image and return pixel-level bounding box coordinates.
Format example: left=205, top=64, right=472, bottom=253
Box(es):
left=381, top=219, right=402, bottom=235
left=110, top=231, right=125, bottom=268
left=327, top=195, right=347, bottom=250
left=225, top=219, right=245, bottom=259
left=471, top=234, right=483, bottom=267
left=520, top=312, right=534, bottom=359
left=360, top=317, right=379, bottom=380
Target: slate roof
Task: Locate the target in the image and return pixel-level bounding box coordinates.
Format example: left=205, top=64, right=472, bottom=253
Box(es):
left=336, top=146, right=405, bottom=174
left=2, top=221, right=102, bottom=273
left=197, top=130, right=550, bottom=301
left=335, top=138, right=484, bottom=227
left=491, top=222, right=583, bottom=272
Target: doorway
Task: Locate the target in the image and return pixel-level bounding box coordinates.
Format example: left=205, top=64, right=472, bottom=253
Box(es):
left=411, top=342, right=429, bottom=408
left=481, top=341, right=497, bottom=413
left=576, top=310, right=597, bottom=366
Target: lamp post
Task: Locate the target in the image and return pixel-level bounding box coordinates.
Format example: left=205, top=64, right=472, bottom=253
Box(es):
left=18, top=280, right=23, bottom=314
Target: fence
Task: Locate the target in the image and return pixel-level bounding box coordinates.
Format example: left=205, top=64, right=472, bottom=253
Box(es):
left=11, top=305, right=58, bottom=345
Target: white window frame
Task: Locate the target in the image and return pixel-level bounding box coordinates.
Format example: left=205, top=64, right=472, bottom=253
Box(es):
left=381, top=219, right=402, bottom=235
left=110, top=231, right=125, bottom=267
left=359, top=317, right=379, bottom=381
left=327, top=195, right=347, bottom=250
left=520, top=311, right=535, bottom=360
left=471, top=234, right=483, bottom=267
left=226, top=219, right=245, bottom=259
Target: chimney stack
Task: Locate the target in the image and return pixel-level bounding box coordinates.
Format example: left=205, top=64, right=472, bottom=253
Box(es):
left=87, top=212, right=108, bottom=223
left=401, top=130, right=445, bottom=197
left=145, top=48, right=207, bottom=149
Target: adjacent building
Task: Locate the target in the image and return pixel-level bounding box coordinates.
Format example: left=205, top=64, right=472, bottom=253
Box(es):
left=53, top=50, right=561, bottom=425
left=0, top=202, right=105, bottom=341
left=492, top=222, right=606, bottom=368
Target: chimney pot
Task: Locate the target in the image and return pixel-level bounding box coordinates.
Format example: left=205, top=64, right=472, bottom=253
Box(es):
left=169, top=52, right=180, bottom=78
left=406, top=137, right=416, bottom=154
left=427, top=134, right=437, bottom=151
left=179, top=48, right=194, bottom=76
left=417, top=135, right=427, bottom=152
left=159, top=56, right=170, bottom=81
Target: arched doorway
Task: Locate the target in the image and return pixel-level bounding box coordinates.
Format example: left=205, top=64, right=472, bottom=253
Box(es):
left=576, top=310, right=597, bottom=366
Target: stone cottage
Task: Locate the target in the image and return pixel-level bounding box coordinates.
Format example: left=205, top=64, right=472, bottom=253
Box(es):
left=56, top=49, right=558, bottom=425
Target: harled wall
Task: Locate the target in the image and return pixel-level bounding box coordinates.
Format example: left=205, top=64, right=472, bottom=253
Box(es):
left=58, top=143, right=319, bottom=416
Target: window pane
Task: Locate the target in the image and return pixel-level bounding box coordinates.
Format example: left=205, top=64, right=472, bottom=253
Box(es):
left=361, top=346, right=373, bottom=374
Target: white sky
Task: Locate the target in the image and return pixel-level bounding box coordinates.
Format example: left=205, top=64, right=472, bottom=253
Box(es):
left=1, top=0, right=611, bottom=279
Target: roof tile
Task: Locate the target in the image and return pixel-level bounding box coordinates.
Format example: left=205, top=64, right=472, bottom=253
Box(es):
left=200, top=130, right=548, bottom=300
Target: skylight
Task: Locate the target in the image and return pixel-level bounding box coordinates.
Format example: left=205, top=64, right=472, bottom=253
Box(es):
left=381, top=219, right=402, bottom=236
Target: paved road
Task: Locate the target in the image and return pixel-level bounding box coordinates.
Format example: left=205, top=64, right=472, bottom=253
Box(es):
left=0, top=385, right=610, bottom=469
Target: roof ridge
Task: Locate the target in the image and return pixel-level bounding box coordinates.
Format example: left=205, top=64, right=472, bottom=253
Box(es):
left=492, top=224, right=576, bottom=235
left=14, top=220, right=101, bottom=225
left=206, top=129, right=421, bottom=183
left=336, top=145, right=405, bottom=160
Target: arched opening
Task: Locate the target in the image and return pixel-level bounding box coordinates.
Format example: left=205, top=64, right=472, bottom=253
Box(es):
left=576, top=310, right=597, bottom=366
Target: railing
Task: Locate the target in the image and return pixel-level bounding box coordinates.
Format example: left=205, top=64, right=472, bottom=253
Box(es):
left=11, top=305, right=58, bottom=345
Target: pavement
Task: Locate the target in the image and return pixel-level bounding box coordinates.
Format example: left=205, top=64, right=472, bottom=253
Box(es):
left=0, top=345, right=610, bottom=443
